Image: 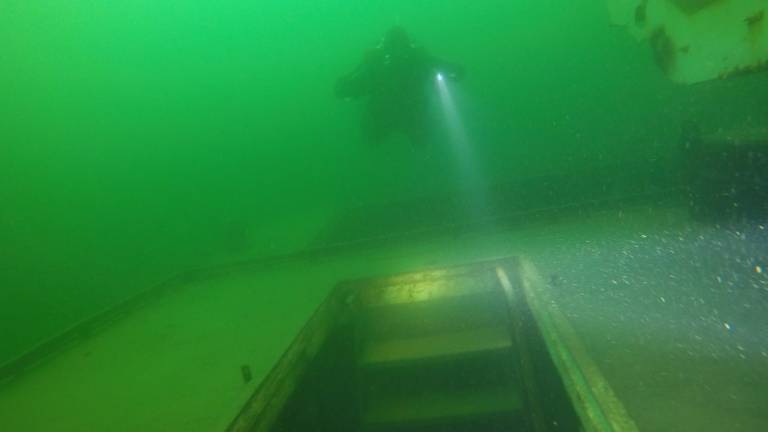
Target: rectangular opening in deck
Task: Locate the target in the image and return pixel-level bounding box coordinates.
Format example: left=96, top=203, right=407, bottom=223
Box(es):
left=228, top=257, right=635, bottom=432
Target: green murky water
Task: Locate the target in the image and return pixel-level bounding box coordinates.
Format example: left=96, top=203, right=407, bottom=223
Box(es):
left=1, top=2, right=767, bottom=430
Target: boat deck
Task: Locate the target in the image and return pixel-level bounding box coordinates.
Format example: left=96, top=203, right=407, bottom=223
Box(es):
left=0, top=204, right=766, bottom=431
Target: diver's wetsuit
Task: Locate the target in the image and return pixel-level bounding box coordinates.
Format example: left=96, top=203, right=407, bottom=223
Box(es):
left=335, top=28, right=464, bottom=144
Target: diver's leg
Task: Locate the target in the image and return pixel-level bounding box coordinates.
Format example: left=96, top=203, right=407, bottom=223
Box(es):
left=362, top=111, right=391, bottom=145
left=404, top=109, right=433, bottom=146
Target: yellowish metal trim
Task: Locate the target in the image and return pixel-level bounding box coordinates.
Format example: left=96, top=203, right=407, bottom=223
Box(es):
left=226, top=293, right=343, bottom=432
left=497, top=265, right=550, bottom=432
left=499, top=260, right=640, bottom=432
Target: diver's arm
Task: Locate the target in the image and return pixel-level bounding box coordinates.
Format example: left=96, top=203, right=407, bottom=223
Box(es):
left=335, top=50, right=376, bottom=99
left=335, top=71, right=366, bottom=99
left=430, top=56, right=466, bottom=82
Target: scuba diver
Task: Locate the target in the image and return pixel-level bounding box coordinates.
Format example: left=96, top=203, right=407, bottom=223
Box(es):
left=335, top=26, right=465, bottom=145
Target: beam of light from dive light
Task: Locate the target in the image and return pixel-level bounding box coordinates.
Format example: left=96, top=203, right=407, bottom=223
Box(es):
left=435, top=72, right=468, bottom=149
left=435, top=72, right=488, bottom=222
left=434, top=71, right=489, bottom=222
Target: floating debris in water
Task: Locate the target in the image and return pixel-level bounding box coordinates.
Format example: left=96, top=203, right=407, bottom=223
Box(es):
left=241, top=364, right=252, bottom=383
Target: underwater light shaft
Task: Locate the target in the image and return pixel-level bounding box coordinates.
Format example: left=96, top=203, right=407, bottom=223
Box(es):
left=434, top=72, right=489, bottom=221
left=435, top=72, right=467, bottom=148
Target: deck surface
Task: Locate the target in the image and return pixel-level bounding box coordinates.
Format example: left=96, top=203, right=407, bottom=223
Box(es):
left=0, top=205, right=766, bottom=431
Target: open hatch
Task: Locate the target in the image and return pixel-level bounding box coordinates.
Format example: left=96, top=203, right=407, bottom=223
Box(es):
left=227, top=257, right=639, bottom=432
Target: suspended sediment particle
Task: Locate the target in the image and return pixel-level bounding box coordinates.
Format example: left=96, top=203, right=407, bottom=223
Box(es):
left=650, top=28, right=676, bottom=76
left=745, top=10, right=764, bottom=28
left=241, top=364, right=252, bottom=383
left=669, top=0, right=724, bottom=16
left=635, top=0, right=648, bottom=25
